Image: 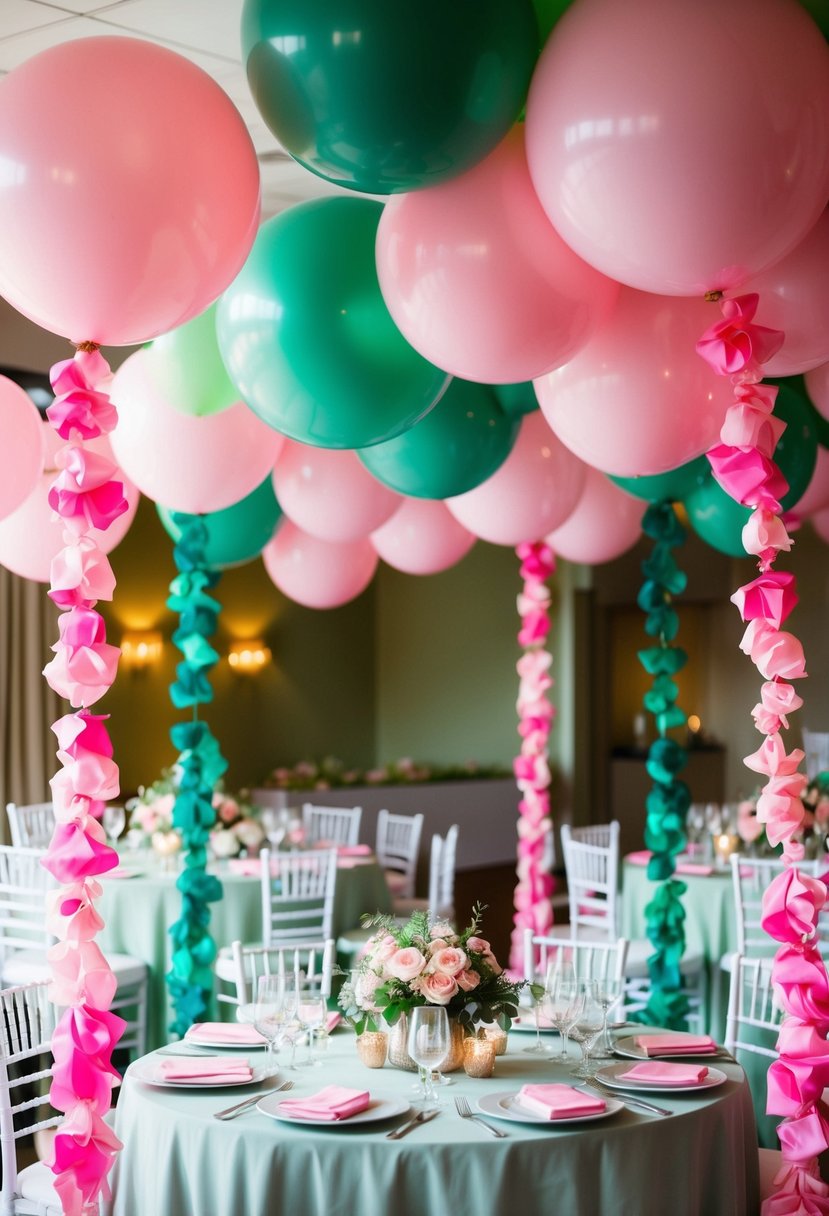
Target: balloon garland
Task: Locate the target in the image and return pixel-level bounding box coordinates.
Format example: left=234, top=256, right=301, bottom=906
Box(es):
left=165, top=515, right=226, bottom=1036
left=510, top=540, right=556, bottom=972
left=633, top=502, right=691, bottom=1030
left=41, top=347, right=126, bottom=1216
left=697, top=295, right=827, bottom=1214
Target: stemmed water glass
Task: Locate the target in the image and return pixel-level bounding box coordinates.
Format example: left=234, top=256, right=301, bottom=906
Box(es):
left=295, top=982, right=326, bottom=1067
left=253, top=974, right=286, bottom=1061
left=407, top=1007, right=449, bottom=1108
left=103, top=804, right=126, bottom=849
left=593, top=973, right=625, bottom=1060
left=523, top=975, right=550, bottom=1055
left=568, top=981, right=605, bottom=1079
left=543, top=960, right=578, bottom=1061
left=261, top=808, right=288, bottom=851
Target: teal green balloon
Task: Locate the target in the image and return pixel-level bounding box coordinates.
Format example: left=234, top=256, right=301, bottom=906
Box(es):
left=491, top=382, right=539, bottom=418
left=148, top=303, right=237, bottom=417
left=683, top=477, right=752, bottom=557
left=357, top=378, right=518, bottom=499
left=611, top=457, right=709, bottom=504
left=157, top=478, right=282, bottom=570
left=533, top=0, right=576, bottom=45
left=770, top=379, right=818, bottom=508
left=216, top=198, right=450, bottom=450
left=241, top=0, right=538, bottom=194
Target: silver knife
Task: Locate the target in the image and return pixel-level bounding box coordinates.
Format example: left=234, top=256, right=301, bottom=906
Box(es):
left=386, top=1109, right=440, bottom=1139
left=577, top=1084, right=672, bottom=1118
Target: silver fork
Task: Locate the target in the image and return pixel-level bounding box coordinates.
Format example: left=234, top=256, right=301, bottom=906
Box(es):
left=213, top=1079, right=293, bottom=1121
left=454, top=1095, right=507, bottom=1138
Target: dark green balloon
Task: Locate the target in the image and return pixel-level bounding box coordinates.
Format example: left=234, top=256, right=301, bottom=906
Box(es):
left=491, top=382, right=539, bottom=418
left=798, top=0, right=829, bottom=38
left=533, top=0, right=576, bottom=45
left=611, top=457, right=709, bottom=504
left=683, top=478, right=753, bottom=557
left=216, top=198, right=450, bottom=450
left=157, top=478, right=282, bottom=570
left=241, top=0, right=538, bottom=194
left=357, top=378, right=519, bottom=499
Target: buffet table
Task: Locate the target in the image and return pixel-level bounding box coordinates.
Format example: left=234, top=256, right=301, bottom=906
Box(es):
left=108, top=1029, right=759, bottom=1216
left=98, top=855, right=392, bottom=1051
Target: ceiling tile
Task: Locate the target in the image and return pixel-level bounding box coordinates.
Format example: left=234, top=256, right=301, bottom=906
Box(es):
left=0, top=15, right=102, bottom=70
left=90, top=0, right=242, bottom=60
left=0, top=1, right=75, bottom=40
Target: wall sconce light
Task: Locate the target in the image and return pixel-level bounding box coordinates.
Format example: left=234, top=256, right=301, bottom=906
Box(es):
left=228, top=639, right=271, bottom=675
left=120, top=630, right=163, bottom=670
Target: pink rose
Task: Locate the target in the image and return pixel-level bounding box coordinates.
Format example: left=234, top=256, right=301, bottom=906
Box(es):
left=369, top=934, right=399, bottom=965
left=386, top=947, right=426, bottom=982
left=355, top=970, right=385, bottom=1009
left=465, top=937, right=491, bottom=955
left=419, top=971, right=458, bottom=1005
left=218, top=798, right=239, bottom=824
left=736, top=801, right=764, bottom=844
left=455, top=968, right=481, bottom=992
left=430, top=922, right=454, bottom=939
left=428, top=938, right=449, bottom=955
left=430, top=947, right=467, bottom=977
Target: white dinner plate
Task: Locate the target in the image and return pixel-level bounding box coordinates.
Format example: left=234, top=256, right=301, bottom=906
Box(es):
left=510, top=1017, right=558, bottom=1034
left=477, top=1090, right=624, bottom=1126
left=257, top=1094, right=409, bottom=1126
left=595, top=1062, right=728, bottom=1094
left=183, top=1026, right=267, bottom=1050
left=131, top=1059, right=270, bottom=1089
left=613, top=1035, right=720, bottom=1060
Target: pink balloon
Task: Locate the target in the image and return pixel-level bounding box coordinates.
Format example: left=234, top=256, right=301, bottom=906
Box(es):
left=0, top=376, right=42, bottom=521
left=547, top=468, right=642, bottom=564
left=0, top=424, right=139, bottom=582
left=262, top=520, right=377, bottom=610
left=790, top=446, right=829, bottom=520
left=736, top=210, right=829, bottom=376
left=525, top=0, right=829, bottom=296
left=805, top=362, right=829, bottom=423
left=109, top=350, right=284, bottom=514
left=273, top=441, right=400, bottom=542
left=376, top=126, right=619, bottom=384
left=371, top=499, right=475, bottom=575
left=447, top=412, right=586, bottom=545
left=811, top=507, right=829, bottom=546
left=534, top=289, right=734, bottom=477
left=0, top=37, right=260, bottom=345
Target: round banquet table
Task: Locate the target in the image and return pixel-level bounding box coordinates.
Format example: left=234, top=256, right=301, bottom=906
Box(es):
left=97, top=854, right=392, bottom=1051
left=107, top=1029, right=760, bottom=1216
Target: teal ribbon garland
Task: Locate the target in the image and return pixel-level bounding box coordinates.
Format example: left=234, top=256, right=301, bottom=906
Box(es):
left=165, top=514, right=226, bottom=1036
left=633, top=502, right=691, bottom=1030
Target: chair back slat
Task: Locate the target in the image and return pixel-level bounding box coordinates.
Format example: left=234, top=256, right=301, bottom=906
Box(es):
left=724, top=953, right=781, bottom=1060
left=560, top=821, right=620, bottom=940
left=228, top=939, right=335, bottom=1007
left=5, top=803, right=55, bottom=850
left=260, top=849, right=338, bottom=950
left=523, top=930, right=629, bottom=987
left=730, top=855, right=824, bottom=957
left=376, top=810, right=424, bottom=901
left=424, top=825, right=459, bottom=923
left=0, top=847, right=53, bottom=970
left=0, top=981, right=59, bottom=1209
left=301, top=804, right=362, bottom=848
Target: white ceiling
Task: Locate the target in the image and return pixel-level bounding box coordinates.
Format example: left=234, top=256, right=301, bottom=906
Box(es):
left=0, top=0, right=341, bottom=217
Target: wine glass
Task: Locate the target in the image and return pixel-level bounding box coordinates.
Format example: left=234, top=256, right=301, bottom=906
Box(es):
left=276, top=982, right=302, bottom=1070
left=295, top=982, right=326, bottom=1067
left=253, top=974, right=286, bottom=1060
left=593, top=972, right=625, bottom=1060
left=568, top=981, right=605, bottom=1079
left=406, top=1007, right=449, bottom=1108
left=542, top=959, right=578, bottom=1061
left=103, top=804, right=126, bottom=849
left=261, top=808, right=288, bottom=850
left=523, top=974, right=549, bottom=1055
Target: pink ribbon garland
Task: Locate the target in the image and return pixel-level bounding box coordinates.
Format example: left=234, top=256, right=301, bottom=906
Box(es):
left=510, top=541, right=556, bottom=972
left=698, top=297, right=829, bottom=1213
left=41, top=348, right=125, bottom=1215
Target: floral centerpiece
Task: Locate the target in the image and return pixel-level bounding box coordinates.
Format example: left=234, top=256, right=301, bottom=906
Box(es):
left=263, top=755, right=511, bottom=792
left=126, top=768, right=265, bottom=859
left=737, top=771, right=829, bottom=856
left=339, top=906, right=522, bottom=1069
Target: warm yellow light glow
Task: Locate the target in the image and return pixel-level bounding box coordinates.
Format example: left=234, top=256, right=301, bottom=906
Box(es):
left=228, top=639, right=271, bottom=675
left=120, top=630, right=163, bottom=670
left=687, top=714, right=701, bottom=733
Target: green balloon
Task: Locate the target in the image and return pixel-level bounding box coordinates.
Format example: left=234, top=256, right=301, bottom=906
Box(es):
left=611, top=457, right=709, bottom=504
left=216, top=198, right=450, bottom=450
left=683, top=477, right=752, bottom=557
left=157, top=478, right=282, bottom=570
left=357, top=378, right=518, bottom=499
left=241, top=0, right=538, bottom=194
left=491, top=382, right=539, bottom=418
left=798, top=0, right=829, bottom=38
left=148, top=303, right=237, bottom=417
left=532, top=0, right=576, bottom=45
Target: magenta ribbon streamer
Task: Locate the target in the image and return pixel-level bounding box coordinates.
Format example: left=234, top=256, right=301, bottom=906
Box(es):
left=41, top=348, right=126, bottom=1215
left=697, top=296, right=829, bottom=1214
left=510, top=540, right=556, bottom=973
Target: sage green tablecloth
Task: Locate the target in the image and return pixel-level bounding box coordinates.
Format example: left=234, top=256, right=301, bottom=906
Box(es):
left=108, top=1031, right=759, bottom=1216
left=98, top=856, right=391, bottom=1051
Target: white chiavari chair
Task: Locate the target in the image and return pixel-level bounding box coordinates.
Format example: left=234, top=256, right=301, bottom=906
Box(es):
left=301, top=804, right=362, bottom=848
left=375, top=810, right=423, bottom=904
left=5, top=805, right=54, bottom=850
left=226, top=939, right=334, bottom=1008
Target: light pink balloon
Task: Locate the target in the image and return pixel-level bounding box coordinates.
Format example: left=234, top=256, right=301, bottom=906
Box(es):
left=109, top=350, right=284, bottom=514
left=525, top=0, right=829, bottom=297
left=790, top=446, right=829, bottom=520
left=446, top=412, right=586, bottom=545
left=0, top=37, right=260, bottom=344
left=376, top=126, right=619, bottom=384
left=0, top=376, right=42, bottom=521
left=736, top=210, right=829, bottom=376
left=262, top=520, right=377, bottom=610
left=805, top=362, right=829, bottom=423
left=534, top=289, right=734, bottom=477
left=811, top=507, right=829, bottom=546
left=0, top=424, right=139, bottom=582
left=371, top=499, right=475, bottom=575
left=547, top=468, right=642, bottom=564
left=273, top=440, right=400, bottom=542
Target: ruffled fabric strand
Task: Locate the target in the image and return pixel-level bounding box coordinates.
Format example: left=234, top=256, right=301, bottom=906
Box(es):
left=697, top=295, right=826, bottom=1214
left=510, top=541, right=556, bottom=973
left=41, top=349, right=126, bottom=1215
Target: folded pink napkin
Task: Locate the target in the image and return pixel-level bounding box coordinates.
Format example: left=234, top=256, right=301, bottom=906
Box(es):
left=618, top=1061, right=709, bottom=1085
left=325, top=1012, right=342, bottom=1032
left=512, top=1014, right=555, bottom=1029
left=185, top=1022, right=266, bottom=1046
left=635, top=1033, right=717, bottom=1056
left=157, top=1056, right=253, bottom=1083
left=625, top=851, right=714, bottom=877
left=336, top=844, right=372, bottom=857
left=276, top=1085, right=370, bottom=1121
left=517, top=1084, right=606, bottom=1119
left=226, top=857, right=279, bottom=877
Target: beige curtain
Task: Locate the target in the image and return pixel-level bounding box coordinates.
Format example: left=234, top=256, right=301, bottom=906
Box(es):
left=0, top=566, right=61, bottom=840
